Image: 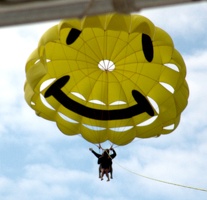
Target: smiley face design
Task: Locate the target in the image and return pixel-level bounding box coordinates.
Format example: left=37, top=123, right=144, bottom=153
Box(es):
left=24, top=14, right=189, bottom=145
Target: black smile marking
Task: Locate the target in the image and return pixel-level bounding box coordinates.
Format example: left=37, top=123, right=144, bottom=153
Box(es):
left=44, top=75, right=154, bottom=120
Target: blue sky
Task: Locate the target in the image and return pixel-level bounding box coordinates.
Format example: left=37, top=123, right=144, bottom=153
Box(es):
left=1, top=2, right=207, bottom=200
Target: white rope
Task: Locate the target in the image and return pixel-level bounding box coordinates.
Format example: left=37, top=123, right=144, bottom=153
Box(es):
left=114, top=159, right=207, bottom=192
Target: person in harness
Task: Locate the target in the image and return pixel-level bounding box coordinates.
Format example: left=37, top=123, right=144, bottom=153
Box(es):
left=89, top=146, right=117, bottom=181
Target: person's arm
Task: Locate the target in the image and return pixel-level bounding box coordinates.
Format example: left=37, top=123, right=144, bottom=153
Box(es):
left=98, top=157, right=103, bottom=164
left=110, top=148, right=117, bottom=159
left=89, top=148, right=101, bottom=158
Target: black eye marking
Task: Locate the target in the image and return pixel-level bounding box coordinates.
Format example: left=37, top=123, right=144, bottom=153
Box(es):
left=66, top=28, right=82, bottom=45
left=142, top=34, right=153, bottom=62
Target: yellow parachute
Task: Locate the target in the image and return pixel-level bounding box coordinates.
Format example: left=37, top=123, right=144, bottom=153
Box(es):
left=24, top=13, right=189, bottom=145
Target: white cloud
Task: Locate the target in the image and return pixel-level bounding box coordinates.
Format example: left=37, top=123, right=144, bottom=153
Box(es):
left=1, top=162, right=93, bottom=195
left=140, top=2, right=207, bottom=54
left=140, top=2, right=207, bottom=36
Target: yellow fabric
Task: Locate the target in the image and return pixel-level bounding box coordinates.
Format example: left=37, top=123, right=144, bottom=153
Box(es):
left=24, top=13, right=189, bottom=145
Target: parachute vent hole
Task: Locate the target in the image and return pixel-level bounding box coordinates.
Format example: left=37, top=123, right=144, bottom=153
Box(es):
left=71, top=92, right=86, bottom=101
left=83, top=124, right=106, bottom=131
left=165, top=63, right=179, bottom=72
left=34, top=59, right=40, bottom=64
left=160, top=82, right=175, bottom=93
left=40, top=78, right=56, bottom=92
left=163, top=124, right=174, bottom=130
left=110, top=126, right=133, bottom=132
left=147, top=96, right=159, bottom=114
left=40, top=94, right=55, bottom=110
left=110, top=101, right=126, bottom=106
left=58, top=112, right=78, bottom=123
left=98, top=60, right=115, bottom=71
left=89, top=99, right=105, bottom=105
left=137, top=115, right=158, bottom=127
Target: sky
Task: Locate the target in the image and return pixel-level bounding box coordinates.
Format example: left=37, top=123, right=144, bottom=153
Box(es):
left=1, top=2, right=207, bottom=200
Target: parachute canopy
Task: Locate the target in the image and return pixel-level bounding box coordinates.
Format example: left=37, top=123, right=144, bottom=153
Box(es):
left=24, top=13, right=189, bottom=145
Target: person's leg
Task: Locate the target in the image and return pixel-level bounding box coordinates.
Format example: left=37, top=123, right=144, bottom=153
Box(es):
left=99, top=165, right=101, bottom=178
left=105, top=169, right=110, bottom=181
left=100, top=169, right=104, bottom=181
left=110, top=165, right=113, bottom=179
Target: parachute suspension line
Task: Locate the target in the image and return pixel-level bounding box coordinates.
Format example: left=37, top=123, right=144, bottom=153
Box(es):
left=93, top=143, right=115, bottom=153
left=110, top=143, right=114, bottom=149
left=98, top=143, right=103, bottom=150
left=109, top=143, right=120, bottom=149
left=113, top=160, right=207, bottom=192
left=79, top=0, right=95, bottom=18
left=97, top=143, right=103, bottom=154
left=93, top=143, right=105, bottom=153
